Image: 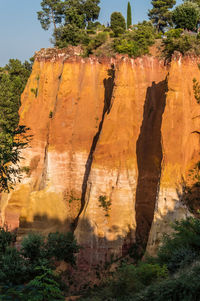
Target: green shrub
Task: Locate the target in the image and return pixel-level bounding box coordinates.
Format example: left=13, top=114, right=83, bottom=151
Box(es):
left=46, top=232, right=80, bottom=265
left=193, top=77, right=200, bottom=103
left=0, top=227, right=16, bottom=254
left=54, top=24, right=90, bottom=48
left=162, top=28, right=200, bottom=59
left=157, top=217, right=200, bottom=272
left=87, top=21, right=101, bottom=30
left=134, top=264, right=200, bottom=301
left=0, top=247, right=28, bottom=285
left=114, top=39, right=141, bottom=57
left=111, top=263, right=168, bottom=297
left=110, top=12, right=126, bottom=37
left=0, top=267, right=64, bottom=300
left=21, top=233, right=46, bottom=264
left=113, top=21, right=156, bottom=57
left=31, top=87, right=38, bottom=98
left=24, top=267, right=65, bottom=300
left=98, top=195, right=112, bottom=217
left=85, top=32, right=108, bottom=55
left=49, top=111, right=53, bottom=118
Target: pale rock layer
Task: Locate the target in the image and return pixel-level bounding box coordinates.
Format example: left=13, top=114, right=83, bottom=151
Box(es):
left=0, top=49, right=200, bottom=265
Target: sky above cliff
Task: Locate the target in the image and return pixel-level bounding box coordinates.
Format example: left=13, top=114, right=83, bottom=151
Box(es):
left=0, top=0, right=182, bottom=66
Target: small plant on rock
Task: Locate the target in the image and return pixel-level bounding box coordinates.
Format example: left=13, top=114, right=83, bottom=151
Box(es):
left=98, top=195, right=112, bottom=217
left=31, top=88, right=38, bottom=98
left=193, top=78, right=200, bottom=103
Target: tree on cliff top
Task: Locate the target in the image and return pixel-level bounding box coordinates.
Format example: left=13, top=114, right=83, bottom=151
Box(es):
left=172, top=2, right=200, bottom=31
left=127, top=1, right=132, bottom=29
left=148, top=0, right=176, bottom=32
left=38, top=0, right=101, bottom=31
left=37, top=0, right=64, bottom=31
left=110, top=12, right=126, bottom=37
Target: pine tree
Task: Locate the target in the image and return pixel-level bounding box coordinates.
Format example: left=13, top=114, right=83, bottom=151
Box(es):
left=127, top=1, right=132, bottom=29
left=148, top=0, right=176, bottom=33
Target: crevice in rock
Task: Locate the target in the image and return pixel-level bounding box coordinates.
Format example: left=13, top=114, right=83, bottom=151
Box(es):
left=135, top=78, right=168, bottom=255
left=72, top=64, right=116, bottom=231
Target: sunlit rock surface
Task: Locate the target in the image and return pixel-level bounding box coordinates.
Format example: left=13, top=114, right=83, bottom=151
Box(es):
left=1, top=48, right=200, bottom=266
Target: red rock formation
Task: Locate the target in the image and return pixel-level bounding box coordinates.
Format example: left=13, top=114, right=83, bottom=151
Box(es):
left=1, top=49, right=200, bottom=266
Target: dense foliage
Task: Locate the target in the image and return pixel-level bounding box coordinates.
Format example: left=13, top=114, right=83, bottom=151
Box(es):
left=0, top=228, right=79, bottom=299
left=113, top=21, right=156, bottom=57
left=0, top=59, right=32, bottom=192
left=148, top=0, right=176, bottom=32
left=162, top=28, right=200, bottom=59
left=38, top=0, right=101, bottom=46
left=172, top=1, right=200, bottom=31
left=79, top=217, right=200, bottom=300
left=110, top=12, right=126, bottom=37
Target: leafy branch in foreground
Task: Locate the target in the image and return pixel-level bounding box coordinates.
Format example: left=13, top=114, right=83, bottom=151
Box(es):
left=0, top=59, right=32, bottom=192
left=0, top=125, right=31, bottom=192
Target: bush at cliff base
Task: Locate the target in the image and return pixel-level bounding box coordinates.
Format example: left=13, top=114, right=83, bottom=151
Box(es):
left=79, top=217, right=200, bottom=300
left=0, top=228, right=79, bottom=299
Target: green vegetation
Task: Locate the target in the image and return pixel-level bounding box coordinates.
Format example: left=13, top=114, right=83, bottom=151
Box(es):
left=37, top=0, right=200, bottom=59
left=0, top=59, right=32, bottom=192
left=37, top=0, right=64, bottom=31
left=113, top=21, right=156, bottom=57
left=193, top=77, right=200, bottom=103
left=127, top=1, right=132, bottom=29
left=79, top=217, right=200, bottom=300
left=148, top=0, right=176, bottom=33
left=110, top=12, right=126, bottom=37
left=31, top=87, right=38, bottom=97
left=162, top=28, right=200, bottom=59
left=98, top=195, right=112, bottom=217
left=0, top=227, right=79, bottom=299
left=172, top=2, right=200, bottom=31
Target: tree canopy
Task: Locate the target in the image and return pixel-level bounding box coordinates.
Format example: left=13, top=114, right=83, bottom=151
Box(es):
left=0, top=59, right=32, bottom=192
left=110, top=12, right=126, bottom=37
left=148, top=0, right=176, bottom=32
left=37, top=0, right=64, bottom=31
left=172, top=1, right=200, bottom=31
left=38, top=0, right=101, bottom=31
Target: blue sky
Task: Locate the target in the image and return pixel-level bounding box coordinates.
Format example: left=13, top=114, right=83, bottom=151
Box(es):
left=0, top=0, right=182, bottom=66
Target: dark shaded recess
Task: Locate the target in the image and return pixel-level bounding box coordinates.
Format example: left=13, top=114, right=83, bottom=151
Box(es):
left=72, top=64, right=115, bottom=231
left=135, top=79, right=168, bottom=255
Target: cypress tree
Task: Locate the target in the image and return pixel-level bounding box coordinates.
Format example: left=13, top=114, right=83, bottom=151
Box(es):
left=127, top=1, right=132, bottom=29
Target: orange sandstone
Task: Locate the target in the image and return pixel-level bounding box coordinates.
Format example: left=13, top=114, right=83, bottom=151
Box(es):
left=1, top=49, right=200, bottom=265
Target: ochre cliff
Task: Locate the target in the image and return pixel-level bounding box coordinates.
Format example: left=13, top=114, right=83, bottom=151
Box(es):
left=1, top=48, right=200, bottom=267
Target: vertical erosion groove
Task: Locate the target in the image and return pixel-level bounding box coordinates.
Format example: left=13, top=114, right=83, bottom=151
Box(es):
left=135, top=79, right=168, bottom=253
left=72, top=64, right=116, bottom=230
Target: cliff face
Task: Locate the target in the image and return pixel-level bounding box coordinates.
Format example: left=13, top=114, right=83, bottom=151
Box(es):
left=1, top=48, right=200, bottom=266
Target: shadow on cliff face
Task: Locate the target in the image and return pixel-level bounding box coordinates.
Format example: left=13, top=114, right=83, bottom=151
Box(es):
left=18, top=214, right=130, bottom=264
left=135, top=79, right=168, bottom=255
left=73, top=64, right=116, bottom=230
